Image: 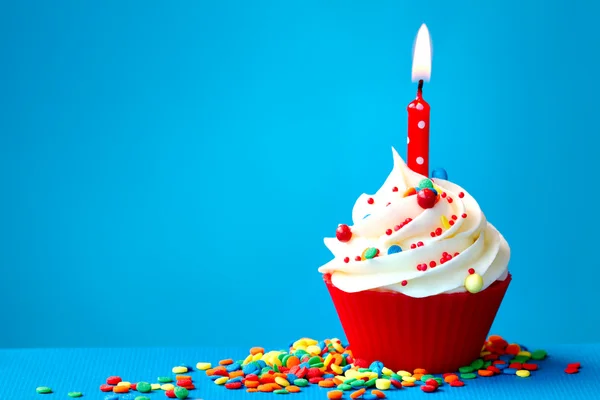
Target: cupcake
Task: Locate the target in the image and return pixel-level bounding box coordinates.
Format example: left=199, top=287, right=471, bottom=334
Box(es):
left=318, top=148, right=511, bottom=374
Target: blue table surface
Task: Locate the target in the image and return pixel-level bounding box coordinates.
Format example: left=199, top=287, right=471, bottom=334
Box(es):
left=0, top=344, right=598, bottom=400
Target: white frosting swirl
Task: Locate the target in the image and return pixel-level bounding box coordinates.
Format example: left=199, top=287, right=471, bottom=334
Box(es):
left=318, top=148, right=510, bottom=298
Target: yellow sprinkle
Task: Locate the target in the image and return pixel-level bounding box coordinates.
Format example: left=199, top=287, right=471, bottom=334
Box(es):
left=402, top=376, right=416, bottom=383
left=215, top=376, right=228, bottom=385
left=332, top=342, right=345, bottom=353
left=151, top=383, right=160, bottom=390
left=368, top=372, right=378, bottom=380
left=275, top=377, right=290, bottom=387
left=381, top=367, right=394, bottom=376
left=516, top=369, right=531, bottom=378
left=324, top=354, right=334, bottom=368
left=160, top=384, right=174, bottom=391
left=518, top=351, right=532, bottom=357
left=465, top=273, right=484, bottom=293
left=375, top=379, right=391, bottom=390
left=306, top=345, right=321, bottom=355
left=172, top=366, right=188, bottom=374
left=345, top=369, right=359, bottom=378
left=397, top=370, right=412, bottom=377
left=441, top=215, right=451, bottom=229
left=196, top=362, right=212, bottom=370
left=252, top=353, right=263, bottom=361
left=116, top=382, right=131, bottom=388
left=331, top=364, right=343, bottom=375
left=243, top=354, right=253, bottom=365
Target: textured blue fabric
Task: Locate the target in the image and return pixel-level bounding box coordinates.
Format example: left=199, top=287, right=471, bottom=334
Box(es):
left=0, top=344, right=598, bottom=399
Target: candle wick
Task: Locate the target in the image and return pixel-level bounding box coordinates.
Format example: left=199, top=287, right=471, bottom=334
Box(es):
left=417, top=79, right=424, bottom=94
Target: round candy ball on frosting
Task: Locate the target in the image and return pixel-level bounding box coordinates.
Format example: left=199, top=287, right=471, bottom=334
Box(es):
left=464, top=273, right=484, bottom=293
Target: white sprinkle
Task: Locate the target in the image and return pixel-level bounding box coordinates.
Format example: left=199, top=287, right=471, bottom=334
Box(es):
left=416, top=156, right=424, bottom=165
left=416, top=103, right=424, bottom=110
left=407, top=136, right=410, bottom=144
left=418, top=121, right=426, bottom=129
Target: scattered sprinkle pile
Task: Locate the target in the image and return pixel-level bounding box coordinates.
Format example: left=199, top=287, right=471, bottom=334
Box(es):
left=34, top=335, right=583, bottom=398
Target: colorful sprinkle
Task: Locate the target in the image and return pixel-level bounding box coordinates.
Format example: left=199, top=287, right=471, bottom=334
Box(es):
left=387, top=245, right=402, bottom=255
left=417, top=188, right=437, bottom=209
left=336, top=224, right=353, bottom=242
left=432, top=168, right=448, bottom=179
left=465, top=273, right=484, bottom=293
left=36, top=386, right=53, bottom=394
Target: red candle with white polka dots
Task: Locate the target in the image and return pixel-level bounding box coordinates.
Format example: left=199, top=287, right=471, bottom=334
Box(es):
left=407, top=24, right=432, bottom=176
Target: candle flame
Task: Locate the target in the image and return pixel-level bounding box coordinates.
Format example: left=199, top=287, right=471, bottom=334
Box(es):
left=412, top=24, right=432, bottom=82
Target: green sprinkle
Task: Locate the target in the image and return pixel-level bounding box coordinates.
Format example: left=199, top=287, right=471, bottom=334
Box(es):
left=460, top=373, right=477, bottom=380
left=158, top=376, right=173, bottom=383
left=311, top=362, right=324, bottom=368
left=484, top=361, right=493, bottom=368
left=514, top=356, right=530, bottom=363
left=293, top=379, right=308, bottom=387
left=67, top=392, right=83, bottom=398
left=365, top=247, right=378, bottom=259
left=277, top=353, right=287, bottom=362
left=421, top=374, right=434, bottom=382
left=419, top=178, right=434, bottom=189
left=273, top=364, right=280, bottom=372
left=274, top=389, right=289, bottom=394
left=531, top=350, right=547, bottom=360
left=174, top=386, right=189, bottom=399
left=339, top=384, right=352, bottom=391
left=391, top=373, right=402, bottom=380
left=470, top=359, right=484, bottom=369
left=135, top=397, right=151, bottom=400
left=261, top=366, right=273, bottom=374
left=344, top=378, right=357, bottom=385
left=36, top=387, right=52, bottom=394
left=350, top=380, right=365, bottom=388
left=358, top=368, right=370, bottom=373
left=434, top=377, right=443, bottom=385
left=137, top=382, right=152, bottom=393
left=282, top=355, right=290, bottom=366
left=308, top=356, right=321, bottom=365
left=459, top=366, right=474, bottom=373
left=365, top=378, right=377, bottom=387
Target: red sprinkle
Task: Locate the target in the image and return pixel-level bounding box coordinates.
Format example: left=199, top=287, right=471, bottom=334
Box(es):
left=401, top=280, right=408, bottom=286
left=353, top=358, right=370, bottom=368
left=386, top=229, right=393, bottom=236
left=308, top=377, right=324, bottom=384
left=394, top=225, right=402, bottom=231
left=367, top=198, right=374, bottom=204
left=355, top=256, right=362, bottom=261
left=486, top=365, right=501, bottom=374
left=430, top=232, right=436, bottom=237
left=565, top=368, right=579, bottom=374
left=410, top=244, right=417, bottom=249
left=100, top=384, right=114, bottom=392
left=343, top=257, right=350, bottom=263
left=165, top=389, right=176, bottom=398
left=420, top=384, right=437, bottom=393
left=425, top=379, right=439, bottom=389
left=435, top=227, right=443, bottom=236
left=509, top=363, right=522, bottom=369
left=177, top=379, right=193, bottom=386
left=451, top=215, right=458, bottom=220
left=523, top=363, right=538, bottom=371
left=130, top=383, right=137, bottom=391
left=429, top=261, right=437, bottom=268
left=462, top=213, right=467, bottom=218
left=225, top=382, right=242, bottom=389
left=450, top=380, right=465, bottom=387
left=417, top=241, right=424, bottom=247
left=449, top=220, right=455, bottom=226
left=441, top=192, right=447, bottom=198
left=392, top=187, right=398, bottom=192
left=458, top=192, right=465, bottom=198
left=106, top=376, right=122, bottom=385
left=468, top=268, right=475, bottom=274
left=447, top=197, right=453, bottom=203
left=336, top=224, right=353, bottom=242
left=568, top=362, right=581, bottom=369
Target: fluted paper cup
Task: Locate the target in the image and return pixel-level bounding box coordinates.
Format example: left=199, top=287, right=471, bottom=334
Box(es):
left=324, top=273, right=511, bottom=374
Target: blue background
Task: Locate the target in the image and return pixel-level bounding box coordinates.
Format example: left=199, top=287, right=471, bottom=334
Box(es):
left=0, top=0, right=598, bottom=349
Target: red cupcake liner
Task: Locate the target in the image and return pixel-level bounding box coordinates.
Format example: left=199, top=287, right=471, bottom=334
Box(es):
left=324, top=272, right=511, bottom=374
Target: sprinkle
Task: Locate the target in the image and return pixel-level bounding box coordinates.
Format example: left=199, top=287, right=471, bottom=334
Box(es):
left=136, top=382, right=152, bottom=393
left=429, top=261, right=436, bottom=268
left=468, top=268, right=475, bottom=274
left=447, top=196, right=453, bottom=203
left=516, top=370, right=531, bottom=378
left=387, top=245, right=402, bottom=255
left=36, top=387, right=52, bottom=394
left=354, top=256, right=362, bottom=261
left=401, top=280, right=407, bottom=286
left=451, top=214, right=458, bottom=220
left=328, top=390, right=343, bottom=399
left=392, top=187, right=398, bottom=192
left=441, top=215, right=451, bottom=229
left=343, top=257, right=350, bottom=263
left=336, top=224, right=353, bottom=243
left=106, top=376, right=122, bottom=385
left=435, top=227, right=442, bottom=236
left=172, top=366, right=188, bottom=374
left=364, top=248, right=379, bottom=259
left=67, top=392, right=83, bottom=398
left=465, top=273, right=484, bottom=293
left=459, top=192, right=465, bottom=198
left=462, top=213, right=468, bottom=218
left=418, top=178, right=434, bottom=189
left=367, top=198, right=374, bottom=204
left=385, top=229, right=392, bottom=235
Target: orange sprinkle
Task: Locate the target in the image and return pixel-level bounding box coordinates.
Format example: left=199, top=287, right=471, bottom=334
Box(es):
left=175, top=375, right=192, bottom=380
left=327, top=390, right=343, bottom=400
left=318, top=380, right=336, bottom=388
left=113, top=386, right=129, bottom=393
left=247, top=388, right=258, bottom=393
left=286, top=356, right=300, bottom=367
left=250, top=347, right=265, bottom=355
left=219, top=358, right=234, bottom=365
left=488, top=334, right=504, bottom=342
left=332, top=354, right=343, bottom=365
left=205, top=368, right=216, bottom=376
left=245, top=381, right=260, bottom=388
left=332, top=377, right=344, bottom=385
left=478, top=369, right=494, bottom=377
left=412, top=373, right=424, bottom=380
left=444, top=374, right=459, bottom=383
left=350, top=388, right=366, bottom=399
left=229, top=370, right=244, bottom=378
left=258, top=384, right=273, bottom=392
left=371, top=389, right=386, bottom=398
left=274, top=373, right=286, bottom=379
left=286, top=385, right=301, bottom=393
left=402, top=381, right=415, bottom=387
left=413, top=368, right=428, bottom=375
